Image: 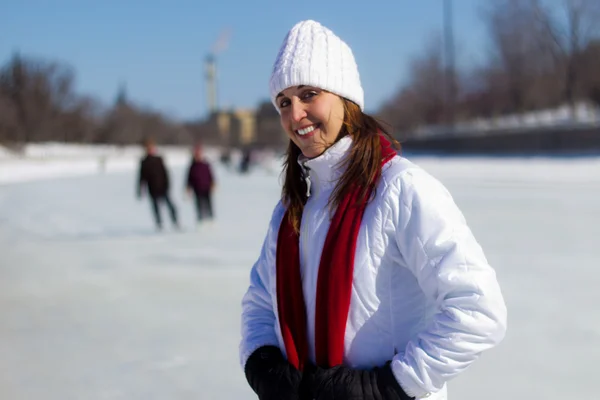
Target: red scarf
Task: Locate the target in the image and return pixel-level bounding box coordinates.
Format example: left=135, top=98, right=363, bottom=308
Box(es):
left=276, top=136, right=397, bottom=370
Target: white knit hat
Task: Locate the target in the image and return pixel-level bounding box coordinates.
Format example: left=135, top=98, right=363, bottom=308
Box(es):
left=269, top=20, right=364, bottom=111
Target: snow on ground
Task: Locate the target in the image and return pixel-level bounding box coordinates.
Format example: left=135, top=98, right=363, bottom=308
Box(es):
left=1, top=146, right=599, bottom=399
left=414, top=101, right=600, bottom=138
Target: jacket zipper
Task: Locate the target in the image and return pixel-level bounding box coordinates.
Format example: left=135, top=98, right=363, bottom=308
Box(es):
left=300, top=164, right=318, bottom=285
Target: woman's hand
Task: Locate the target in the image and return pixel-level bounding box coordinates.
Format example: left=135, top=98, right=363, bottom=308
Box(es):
left=307, top=362, right=413, bottom=400
left=244, top=346, right=303, bottom=400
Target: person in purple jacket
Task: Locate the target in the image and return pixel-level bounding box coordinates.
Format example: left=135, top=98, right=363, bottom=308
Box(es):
left=186, top=143, right=215, bottom=224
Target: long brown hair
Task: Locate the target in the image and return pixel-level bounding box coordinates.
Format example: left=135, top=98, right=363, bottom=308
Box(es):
left=281, top=98, right=400, bottom=233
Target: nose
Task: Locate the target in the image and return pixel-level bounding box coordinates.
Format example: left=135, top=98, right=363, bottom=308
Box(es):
left=290, top=99, right=307, bottom=122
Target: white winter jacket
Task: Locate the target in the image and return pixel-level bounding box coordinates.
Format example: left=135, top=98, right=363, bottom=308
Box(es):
left=240, top=136, right=507, bottom=399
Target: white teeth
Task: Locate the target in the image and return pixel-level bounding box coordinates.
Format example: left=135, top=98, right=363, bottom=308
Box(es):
left=297, top=125, right=317, bottom=135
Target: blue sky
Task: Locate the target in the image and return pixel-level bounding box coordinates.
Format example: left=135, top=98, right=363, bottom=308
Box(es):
left=3, top=0, right=491, bottom=121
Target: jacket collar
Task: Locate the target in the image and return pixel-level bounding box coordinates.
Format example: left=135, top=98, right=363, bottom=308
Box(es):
left=298, top=135, right=353, bottom=196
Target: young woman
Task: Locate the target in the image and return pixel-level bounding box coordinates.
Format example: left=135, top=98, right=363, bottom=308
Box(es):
left=240, top=20, right=507, bottom=400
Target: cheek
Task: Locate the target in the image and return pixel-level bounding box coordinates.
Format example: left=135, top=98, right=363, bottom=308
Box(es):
left=334, top=101, right=345, bottom=121
left=326, top=103, right=344, bottom=132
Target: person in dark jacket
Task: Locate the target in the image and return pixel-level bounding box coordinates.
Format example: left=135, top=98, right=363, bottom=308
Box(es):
left=239, top=147, right=253, bottom=174
left=137, top=138, right=179, bottom=230
left=186, top=143, right=215, bottom=224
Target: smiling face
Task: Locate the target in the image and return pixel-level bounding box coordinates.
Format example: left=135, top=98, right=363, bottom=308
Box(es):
left=276, top=85, right=345, bottom=159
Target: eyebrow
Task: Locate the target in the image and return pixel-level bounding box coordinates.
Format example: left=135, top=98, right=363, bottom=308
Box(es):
left=276, top=85, right=306, bottom=99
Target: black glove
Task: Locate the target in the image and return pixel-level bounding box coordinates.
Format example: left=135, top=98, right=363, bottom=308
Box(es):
left=307, top=361, right=414, bottom=400
left=244, top=345, right=303, bottom=400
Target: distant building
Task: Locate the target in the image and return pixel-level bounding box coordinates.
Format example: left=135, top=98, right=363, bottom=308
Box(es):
left=255, top=101, right=287, bottom=149
left=193, top=102, right=286, bottom=150
left=230, top=109, right=256, bottom=147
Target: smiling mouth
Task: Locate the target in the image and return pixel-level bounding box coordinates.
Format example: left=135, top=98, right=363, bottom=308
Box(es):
left=295, top=124, right=319, bottom=136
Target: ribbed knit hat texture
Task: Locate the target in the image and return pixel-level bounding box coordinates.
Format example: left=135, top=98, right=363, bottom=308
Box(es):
left=269, top=20, right=364, bottom=111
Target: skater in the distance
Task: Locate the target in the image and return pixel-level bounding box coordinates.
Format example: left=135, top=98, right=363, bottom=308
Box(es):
left=137, top=137, right=179, bottom=231
left=186, top=142, right=215, bottom=225
left=239, top=146, right=253, bottom=174
left=240, top=20, right=507, bottom=400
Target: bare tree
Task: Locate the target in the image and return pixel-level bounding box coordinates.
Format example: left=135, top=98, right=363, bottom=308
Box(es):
left=379, top=0, right=600, bottom=134
left=0, top=53, right=198, bottom=145
left=0, top=91, right=18, bottom=143
left=481, top=0, right=551, bottom=114
left=0, top=53, right=79, bottom=142
left=378, top=36, right=449, bottom=135
left=530, top=0, right=600, bottom=113
left=407, top=36, right=448, bottom=126
left=579, top=39, right=600, bottom=105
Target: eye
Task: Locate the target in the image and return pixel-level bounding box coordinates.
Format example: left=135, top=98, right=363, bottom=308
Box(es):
left=279, top=98, right=290, bottom=108
left=301, top=90, right=318, bottom=100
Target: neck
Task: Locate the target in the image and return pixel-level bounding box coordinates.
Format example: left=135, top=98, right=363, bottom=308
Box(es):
left=298, top=136, right=353, bottom=196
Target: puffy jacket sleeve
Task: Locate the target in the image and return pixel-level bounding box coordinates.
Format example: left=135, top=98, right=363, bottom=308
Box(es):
left=239, top=201, right=286, bottom=368
left=387, top=168, right=507, bottom=398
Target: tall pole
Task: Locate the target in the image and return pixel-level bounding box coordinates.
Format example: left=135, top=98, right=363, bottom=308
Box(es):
left=205, top=54, right=217, bottom=115
left=443, top=0, right=456, bottom=131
